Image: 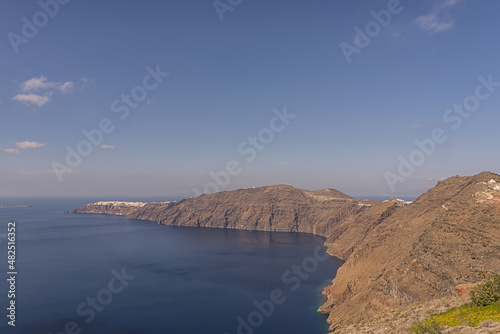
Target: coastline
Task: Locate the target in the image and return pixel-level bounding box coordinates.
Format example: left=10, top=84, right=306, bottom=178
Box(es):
left=70, top=186, right=398, bottom=332
left=1, top=199, right=338, bottom=334
left=71, top=172, right=500, bottom=332
left=72, top=201, right=344, bottom=332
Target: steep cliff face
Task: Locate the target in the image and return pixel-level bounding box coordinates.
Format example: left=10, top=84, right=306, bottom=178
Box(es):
left=73, top=172, right=500, bottom=333
left=320, top=172, right=500, bottom=331
left=75, top=185, right=376, bottom=235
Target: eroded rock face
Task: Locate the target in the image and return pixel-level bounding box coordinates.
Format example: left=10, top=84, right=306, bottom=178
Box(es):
left=320, top=171, right=500, bottom=331
left=132, top=186, right=375, bottom=235
left=74, top=185, right=375, bottom=236
left=455, top=283, right=477, bottom=297
left=72, top=172, right=500, bottom=333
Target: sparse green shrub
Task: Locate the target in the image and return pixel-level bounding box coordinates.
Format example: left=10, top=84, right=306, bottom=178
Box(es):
left=470, top=274, right=500, bottom=307
left=409, top=319, right=442, bottom=334
left=408, top=276, right=500, bottom=333
left=409, top=301, right=500, bottom=331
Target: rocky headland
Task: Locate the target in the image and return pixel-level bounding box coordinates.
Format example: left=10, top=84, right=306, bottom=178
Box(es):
left=73, top=171, right=500, bottom=333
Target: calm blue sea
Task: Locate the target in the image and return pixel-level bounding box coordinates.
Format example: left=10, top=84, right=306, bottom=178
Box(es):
left=0, top=197, right=342, bottom=334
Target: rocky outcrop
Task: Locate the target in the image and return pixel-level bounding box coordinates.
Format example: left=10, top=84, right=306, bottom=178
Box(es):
left=73, top=172, right=500, bottom=333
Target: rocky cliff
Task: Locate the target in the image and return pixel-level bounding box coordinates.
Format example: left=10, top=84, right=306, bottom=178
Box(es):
left=73, top=172, right=500, bottom=333
left=320, top=171, right=500, bottom=332
left=74, top=185, right=378, bottom=236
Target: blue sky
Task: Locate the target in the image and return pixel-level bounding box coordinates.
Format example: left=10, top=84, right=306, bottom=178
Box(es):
left=1, top=0, right=499, bottom=198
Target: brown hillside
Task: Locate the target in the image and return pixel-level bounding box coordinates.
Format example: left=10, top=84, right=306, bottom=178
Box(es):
left=320, top=172, right=500, bottom=331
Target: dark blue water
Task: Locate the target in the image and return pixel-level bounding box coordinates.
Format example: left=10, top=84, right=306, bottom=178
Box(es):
left=0, top=198, right=342, bottom=334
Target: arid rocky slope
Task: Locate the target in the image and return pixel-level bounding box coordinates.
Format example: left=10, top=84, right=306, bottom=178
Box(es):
left=74, top=185, right=380, bottom=236
left=73, top=172, right=500, bottom=332
left=320, top=172, right=500, bottom=332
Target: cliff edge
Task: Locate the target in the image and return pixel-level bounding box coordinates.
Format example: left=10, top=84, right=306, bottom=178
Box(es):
left=320, top=171, right=500, bottom=332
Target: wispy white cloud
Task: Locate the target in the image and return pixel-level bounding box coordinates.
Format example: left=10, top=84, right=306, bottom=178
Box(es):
left=81, top=77, right=94, bottom=85
left=99, top=144, right=116, bottom=150
left=57, top=81, right=74, bottom=93
left=415, top=0, right=466, bottom=33
left=13, top=76, right=75, bottom=107
left=16, top=141, right=46, bottom=149
left=2, top=148, right=22, bottom=155
left=19, top=76, right=74, bottom=94
left=19, top=76, right=51, bottom=91
left=416, top=13, right=454, bottom=33
left=12, top=93, right=52, bottom=106
left=2, top=141, right=46, bottom=155
left=439, top=0, right=463, bottom=9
